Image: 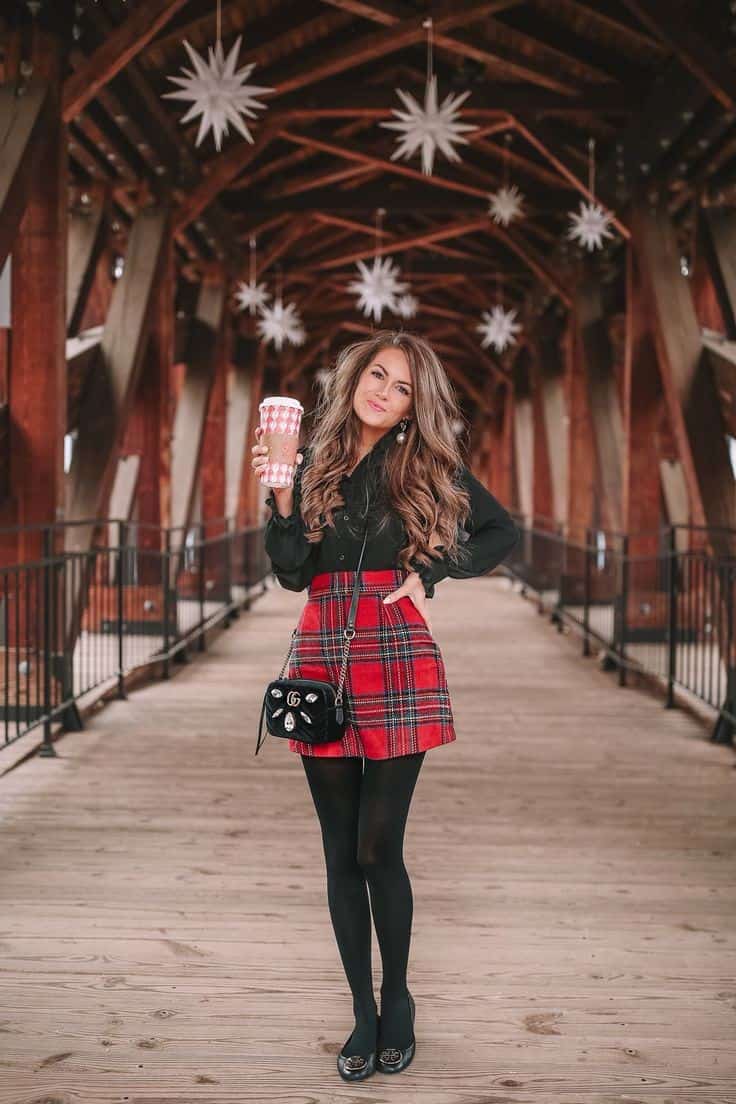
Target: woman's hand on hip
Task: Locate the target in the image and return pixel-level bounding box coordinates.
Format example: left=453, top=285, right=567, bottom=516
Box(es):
left=383, top=571, right=433, bottom=633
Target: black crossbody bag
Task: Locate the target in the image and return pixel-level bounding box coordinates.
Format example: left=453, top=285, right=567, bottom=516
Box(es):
left=255, top=494, right=371, bottom=756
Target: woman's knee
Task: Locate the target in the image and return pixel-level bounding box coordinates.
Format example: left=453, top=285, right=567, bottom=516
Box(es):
left=356, top=837, right=403, bottom=876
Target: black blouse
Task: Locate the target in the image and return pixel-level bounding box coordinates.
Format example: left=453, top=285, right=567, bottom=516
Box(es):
left=263, top=420, right=520, bottom=599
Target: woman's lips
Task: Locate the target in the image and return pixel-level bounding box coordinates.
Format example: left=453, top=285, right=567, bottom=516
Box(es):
left=367, top=400, right=386, bottom=411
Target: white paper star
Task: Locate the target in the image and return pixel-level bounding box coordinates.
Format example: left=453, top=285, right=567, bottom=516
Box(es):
left=395, top=293, right=419, bottom=319
left=567, top=199, right=615, bottom=252
left=379, top=73, right=477, bottom=177
left=347, top=256, right=409, bottom=322
left=164, top=36, right=273, bottom=151
left=234, top=278, right=271, bottom=315
left=256, top=296, right=304, bottom=351
left=488, top=184, right=525, bottom=227
left=477, top=304, right=522, bottom=354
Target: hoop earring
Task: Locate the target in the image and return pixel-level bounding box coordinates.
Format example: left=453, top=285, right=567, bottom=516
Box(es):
left=395, top=418, right=409, bottom=444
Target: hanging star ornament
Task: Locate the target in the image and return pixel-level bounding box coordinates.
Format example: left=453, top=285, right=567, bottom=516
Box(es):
left=488, top=184, right=525, bottom=227
left=347, top=256, right=409, bottom=323
left=395, top=293, right=419, bottom=320
left=256, top=296, right=305, bottom=352
left=164, top=36, right=273, bottom=151
left=379, top=73, right=477, bottom=177
left=477, top=304, right=522, bottom=354
left=234, top=278, right=271, bottom=315
left=567, top=199, right=615, bottom=252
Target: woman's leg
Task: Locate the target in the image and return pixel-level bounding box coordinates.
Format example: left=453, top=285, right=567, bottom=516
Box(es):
left=357, top=750, right=426, bottom=1051
left=300, top=754, right=378, bottom=1057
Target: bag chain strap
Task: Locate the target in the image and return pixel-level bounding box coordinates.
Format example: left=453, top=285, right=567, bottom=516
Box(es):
left=277, top=514, right=371, bottom=706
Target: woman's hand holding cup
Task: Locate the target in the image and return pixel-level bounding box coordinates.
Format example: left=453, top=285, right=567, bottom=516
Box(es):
left=252, top=426, right=303, bottom=515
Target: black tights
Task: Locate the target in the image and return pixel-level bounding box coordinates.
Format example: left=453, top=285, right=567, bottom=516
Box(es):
left=301, top=751, right=425, bottom=1056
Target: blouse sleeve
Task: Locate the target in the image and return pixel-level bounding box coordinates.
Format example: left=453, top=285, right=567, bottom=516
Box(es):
left=263, top=448, right=318, bottom=593
left=410, top=465, right=520, bottom=599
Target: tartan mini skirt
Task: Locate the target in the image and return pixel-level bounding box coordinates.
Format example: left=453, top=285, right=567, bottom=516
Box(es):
left=284, top=568, right=457, bottom=759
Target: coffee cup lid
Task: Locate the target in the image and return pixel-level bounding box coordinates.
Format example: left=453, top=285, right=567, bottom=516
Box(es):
left=259, top=396, right=304, bottom=412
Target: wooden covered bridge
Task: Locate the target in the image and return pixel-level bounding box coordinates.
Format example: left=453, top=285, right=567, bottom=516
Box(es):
left=1, top=1, right=735, bottom=1098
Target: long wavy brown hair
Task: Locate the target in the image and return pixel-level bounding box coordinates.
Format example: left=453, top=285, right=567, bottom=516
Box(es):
left=299, top=330, right=474, bottom=577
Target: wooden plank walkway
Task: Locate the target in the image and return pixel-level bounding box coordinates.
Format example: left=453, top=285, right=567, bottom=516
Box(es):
left=1, top=574, right=735, bottom=1103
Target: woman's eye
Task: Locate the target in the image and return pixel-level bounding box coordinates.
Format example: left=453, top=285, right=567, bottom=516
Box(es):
left=372, top=369, right=408, bottom=395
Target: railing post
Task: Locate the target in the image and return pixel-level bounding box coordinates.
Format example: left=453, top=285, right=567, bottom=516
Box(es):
left=556, top=522, right=565, bottom=632
left=162, top=527, right=171, bottom=679
left=583, top=526, right=591, bottom=656
left=117, top=520, right=127, bottom=699
left=198, top=522, right=206, bottom=652
left=618, top=534, right=629, bottom=686
left=224, top=518, right=234, bottom=624
left=38, top=526, right=57, bottom=758
left=666, top=525, right=677, bottom=708
left=712, top=561, right=735, bottom=743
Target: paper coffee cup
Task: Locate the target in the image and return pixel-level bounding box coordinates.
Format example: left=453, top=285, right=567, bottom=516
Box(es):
left=259, top=396, right=304, bottom=488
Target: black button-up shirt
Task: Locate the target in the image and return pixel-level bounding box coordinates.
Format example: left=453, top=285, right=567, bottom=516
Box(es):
left=264, top=420, right=520, bottom=598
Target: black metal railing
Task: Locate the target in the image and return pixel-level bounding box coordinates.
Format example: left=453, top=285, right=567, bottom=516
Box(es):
left=505, top=515, right=736, bottom=745
left=0, top=517, right=272, bottom=756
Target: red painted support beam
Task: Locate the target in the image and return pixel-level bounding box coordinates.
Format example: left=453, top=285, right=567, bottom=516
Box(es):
left=0, top=80, right=51, bottom=271
left=529, top=348, right=555, bottom=531
left=3, top=38, right=66, bottom=565
left=562, top=314, right=595, bottom=542
left=236, top=342, right=266, bottom=532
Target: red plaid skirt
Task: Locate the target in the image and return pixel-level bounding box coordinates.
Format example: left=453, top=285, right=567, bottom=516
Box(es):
left=285, top=568, right=457, bottom=759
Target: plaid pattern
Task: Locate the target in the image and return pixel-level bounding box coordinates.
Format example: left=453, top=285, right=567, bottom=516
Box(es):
left=285, top=568, right=457, bottom=759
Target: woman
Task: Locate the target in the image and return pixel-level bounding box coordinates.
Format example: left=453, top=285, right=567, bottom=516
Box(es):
left=251, top=330, right=519, bottom=1081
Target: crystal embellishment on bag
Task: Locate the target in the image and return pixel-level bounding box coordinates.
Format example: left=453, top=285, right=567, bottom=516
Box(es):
left=299, top=711, right=312, bottom=724
left=305, top=692, right=318, bottom=703
left=272, top=708, right=284, bottom=718
left=284, top=711, right=295, bottom=732
left=271, top=688, right=283, bottom=698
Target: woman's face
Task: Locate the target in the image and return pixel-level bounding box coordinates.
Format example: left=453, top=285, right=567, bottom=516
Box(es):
left=353, top=345, right=414, bottom=430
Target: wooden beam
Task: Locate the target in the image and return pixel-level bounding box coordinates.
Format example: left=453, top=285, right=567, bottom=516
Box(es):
left=67, top=188, right=109, bottom=336
left=170, top=280, right=226, bottom=571
left=631, top=200, right=736, bottom=550
left=65, top=202, right=171, bottom=615
left=226, top=336, right=258, bottom=521
left=561, top=313, right=595, bottom=540
left=0, top=80, right=51, bottom=270
left=2, top=44, right=67, bottom=571
left=62, top=0, right=190, bottom=122
left=535, top=339, right=569, bottom=526
left=699, top=207, right=736, bottom=341
left=574, top=277, right=625, bottom=533
left=618, top=0, right=736, bottom=112
left=510, top=116, right=630, bottom=240
left=270, top=82, right=636, bottom=120
left=279, top=123, right=509, bottom=203
left=312, top=216, right=491, bottom=270
left=174, top=121, right=280, bottom=232
left=261, top=0, right=517, bottom=97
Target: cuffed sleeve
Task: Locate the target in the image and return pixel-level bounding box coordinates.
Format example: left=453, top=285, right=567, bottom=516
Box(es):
left=410, top=466, right=519, bottom=598
left=409, top=551, right=450, bottom=599
left=263, top=450, right=317, bottom=592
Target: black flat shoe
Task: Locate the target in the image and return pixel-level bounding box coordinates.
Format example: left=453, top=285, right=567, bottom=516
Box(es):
left=377, top=990, right=416, bottom=1074
left=336, top=1014, right=379, bottom=1081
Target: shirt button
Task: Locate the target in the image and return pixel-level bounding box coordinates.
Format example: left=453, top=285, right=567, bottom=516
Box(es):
left=343, top=514, right=349, bottom=521
left=338, top=553, right=345, bottom=561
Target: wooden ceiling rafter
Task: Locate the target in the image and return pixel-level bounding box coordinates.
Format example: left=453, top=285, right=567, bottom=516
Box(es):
left=510, top=115, right=631, bottom=238
left=324, top=0, right=605, bottom=97
left=252, top=0, right=517, bottom=98
left=62, top=0, right=191, bottom=122
left=531, top=0, right=665, bottom=61
left=618, top=0, right=736, bottom=112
